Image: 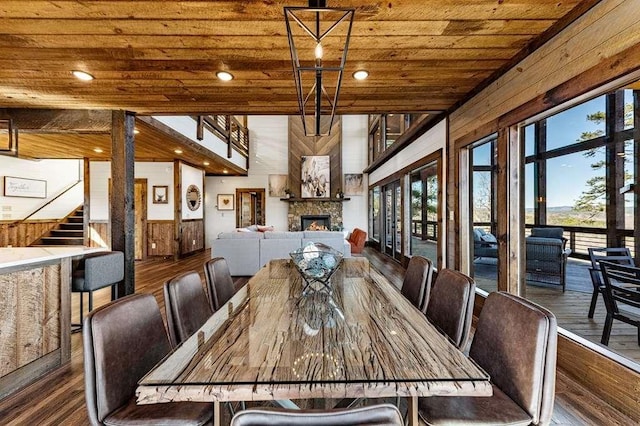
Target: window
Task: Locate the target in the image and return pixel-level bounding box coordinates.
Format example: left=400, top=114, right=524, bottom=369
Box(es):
left=524, top=88, right=637, bottom=255
left=410, top=161, right=440, bottom=266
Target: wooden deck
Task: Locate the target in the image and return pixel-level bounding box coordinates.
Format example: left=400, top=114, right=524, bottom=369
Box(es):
left=0, top=248, right=636, bottom=425
left=472, top=257, right=640, bottom=363
left=411, top=236, right=640, bottom=363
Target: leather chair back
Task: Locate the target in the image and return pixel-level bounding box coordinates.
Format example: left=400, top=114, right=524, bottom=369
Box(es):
left=72, top=251, right=124, bottom=292
left=164, top=271, right=213, bottom=347
left=348, top=228, right=367, bottom=254
left=83, top=293, right=172, bottom=425
left=231, top=404, right=403, bottom=426
left=401, top=255, right=433, bottom=312
left=426, top=268, right=475, bottom=349
left=204, top=257, right=235, bottom=311
left=470, top=292, right=557, bottom=425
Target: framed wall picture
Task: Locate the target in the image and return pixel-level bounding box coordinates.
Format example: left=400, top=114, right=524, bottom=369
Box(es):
left=3, top=176, right=47, bottom=198
left=301, top=155, right=330, bottom=198
left=217, top=194, right=234, bottom=210
left=344, top=173, right=364, bottom=196
left=268, top=174, right=288, bottom=197
left=152, top=185, right=168, bottom=204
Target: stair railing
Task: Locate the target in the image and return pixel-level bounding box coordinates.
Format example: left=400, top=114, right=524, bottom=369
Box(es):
left=10, top=179, right=83, bottom=226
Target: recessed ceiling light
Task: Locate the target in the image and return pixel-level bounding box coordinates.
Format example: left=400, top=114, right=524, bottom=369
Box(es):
left=352, top=70, right=369, bottom=80
left=174, top=149, right=183, bottom=154
left=203, top=161, right=210, bottom=166
left=216, top=71, right=234, bottom=81
left=72, top=70, right=94, bottom=81
left=134, top=129, right=140, bottom=134
left=223, top=170, right=229, bottom=174
left=93, top=148, right=103, bottom=153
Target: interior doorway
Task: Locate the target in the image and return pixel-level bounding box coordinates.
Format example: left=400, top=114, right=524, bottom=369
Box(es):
left=134, top=179, right=147, bottom=260
left=108, top=177, right=147, bottom=260
left=235, top=188, right=265, bottom=228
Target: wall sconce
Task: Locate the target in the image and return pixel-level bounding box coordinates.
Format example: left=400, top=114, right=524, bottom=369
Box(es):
left=284, top=0, right=354, bottom=136
left=0, top=119, right=18, bottom=157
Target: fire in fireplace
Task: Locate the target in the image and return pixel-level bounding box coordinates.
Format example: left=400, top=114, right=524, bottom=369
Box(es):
left=301, top=215, right=331, bottom=231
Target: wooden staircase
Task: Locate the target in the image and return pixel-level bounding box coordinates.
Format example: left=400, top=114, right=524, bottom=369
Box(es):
left=31, top=206, right=85, bottom=246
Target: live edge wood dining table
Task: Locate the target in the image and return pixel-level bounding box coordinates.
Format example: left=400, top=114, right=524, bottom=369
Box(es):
left=137, top=258, right=491, bottom=425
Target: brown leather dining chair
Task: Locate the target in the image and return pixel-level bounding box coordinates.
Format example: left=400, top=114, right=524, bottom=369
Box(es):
left=419, top=291, right=557, bottom=426
left=164, top=271, right=214, bottom=347
left=83, top=293, right=213, bottom=425
left=204, top=257, right=236, bottom=311
left=230, top=404, right=403, bottom=426
left=425, top=268, right=476, bottom=350
left=401, top=255, right=434, bottom=312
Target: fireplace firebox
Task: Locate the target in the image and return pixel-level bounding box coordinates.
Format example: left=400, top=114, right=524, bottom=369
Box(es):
left=301, top=215, right=331, bottom=231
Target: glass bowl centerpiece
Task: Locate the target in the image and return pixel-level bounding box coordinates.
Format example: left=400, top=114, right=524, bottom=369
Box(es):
left=290, top=242, right=343, bottom=294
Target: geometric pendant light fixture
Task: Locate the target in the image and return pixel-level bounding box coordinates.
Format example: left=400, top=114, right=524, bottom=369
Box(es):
left=284, top=0, right=355, bottom=136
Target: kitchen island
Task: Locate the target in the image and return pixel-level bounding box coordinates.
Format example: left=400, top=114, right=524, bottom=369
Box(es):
left=0, top=246, right=104, bottom=399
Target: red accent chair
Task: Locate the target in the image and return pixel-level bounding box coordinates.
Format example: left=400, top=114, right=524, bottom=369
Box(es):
left=347, top=228, right=367, bottom=254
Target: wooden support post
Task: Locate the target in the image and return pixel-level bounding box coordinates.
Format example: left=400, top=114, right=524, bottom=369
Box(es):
left=634, top=90, right=640, bottom=265
left=496, top=127, right=525, bottom=295
left=174, top=160, right=181, bottom=260
left=110, top=110, right=136, bottom=298
left=196, top=116, right=204, bottom=141
left=83, top=158, right=90, bottom=246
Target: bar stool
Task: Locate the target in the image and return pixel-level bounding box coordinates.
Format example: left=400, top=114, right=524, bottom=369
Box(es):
left=71, top=251, right=124, bottom=331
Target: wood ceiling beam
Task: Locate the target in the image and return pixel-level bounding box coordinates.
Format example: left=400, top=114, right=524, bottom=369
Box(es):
left=0, top=108, right=111, bottom=132
left=0, top=19, right=555, bottom=36
left=0, top=1, right=583, bottom=20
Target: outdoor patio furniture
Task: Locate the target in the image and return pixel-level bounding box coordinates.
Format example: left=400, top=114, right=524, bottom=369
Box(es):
left=526, top=228, right=571, bottom=292
left=599, top=261, right=640, bottom=346
left=587, top=247, right=634, bottom=318
left=473, top=228, right=498, bottom=259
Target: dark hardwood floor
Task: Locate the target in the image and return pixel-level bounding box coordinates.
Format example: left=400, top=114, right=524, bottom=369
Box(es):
left=0, top=248, right=635, bottom=425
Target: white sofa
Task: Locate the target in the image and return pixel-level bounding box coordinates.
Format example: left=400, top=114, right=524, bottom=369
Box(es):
left=212, top=231, right=351, bottom=276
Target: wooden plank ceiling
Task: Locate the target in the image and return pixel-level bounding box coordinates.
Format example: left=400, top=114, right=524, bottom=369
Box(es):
left=0, top=0, right=597, bottom=115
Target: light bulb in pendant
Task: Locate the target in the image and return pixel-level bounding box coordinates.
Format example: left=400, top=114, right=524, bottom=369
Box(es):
left=314, top=43, right=323, bottom=60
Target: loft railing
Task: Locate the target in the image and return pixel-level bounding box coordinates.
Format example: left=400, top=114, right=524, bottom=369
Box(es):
left=195, top=115, right=249, bottom=169
left=10, top=179, right=82, bottom=225
left=229, top=116, right=249, bottom=157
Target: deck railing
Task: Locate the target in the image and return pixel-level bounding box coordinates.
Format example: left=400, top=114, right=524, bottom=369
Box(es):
left=411, top=219, right=438, bottom=241
left=471, top=222, right=636, bottom=260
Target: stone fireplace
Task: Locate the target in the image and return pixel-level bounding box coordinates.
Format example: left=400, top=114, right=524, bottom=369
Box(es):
left=301, top=214, right=330, bottom=231
left=287, top=201, right=343, bottom=232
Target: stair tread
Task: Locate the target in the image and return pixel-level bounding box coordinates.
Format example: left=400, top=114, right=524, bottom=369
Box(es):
left=41, top=237, right=84, bottom=241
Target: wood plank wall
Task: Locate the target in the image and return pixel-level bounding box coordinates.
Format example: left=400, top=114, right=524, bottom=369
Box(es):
left=449, top=0, right=640, bottom=142
left=0, top=264, right=61, bottom=377
left=180, top=220, right=204, bottom=256
left=147, top=220, right=175, bottom=256
left=288, top=116, right=342, bottom=198
left=0, top=220, right=59, bottom=247
left=89, top=220, right=176, bottom=257
left=449, top=1, right=640, bottom=419
left=88, top=222, right=109, bottom=248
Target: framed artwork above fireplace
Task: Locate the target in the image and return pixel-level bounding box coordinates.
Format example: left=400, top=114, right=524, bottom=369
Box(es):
left=301, top=155, right=330, bottom=198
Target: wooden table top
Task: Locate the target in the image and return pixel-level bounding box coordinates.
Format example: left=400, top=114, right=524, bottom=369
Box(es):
left=137, top=258, right=491, bottom=403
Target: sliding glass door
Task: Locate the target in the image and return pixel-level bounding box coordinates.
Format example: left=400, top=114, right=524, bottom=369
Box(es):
left=382, top=180, right=402, bottom=261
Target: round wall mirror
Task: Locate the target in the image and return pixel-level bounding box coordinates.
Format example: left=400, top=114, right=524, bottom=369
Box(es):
left=186, top=184, right=201, bottom=211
